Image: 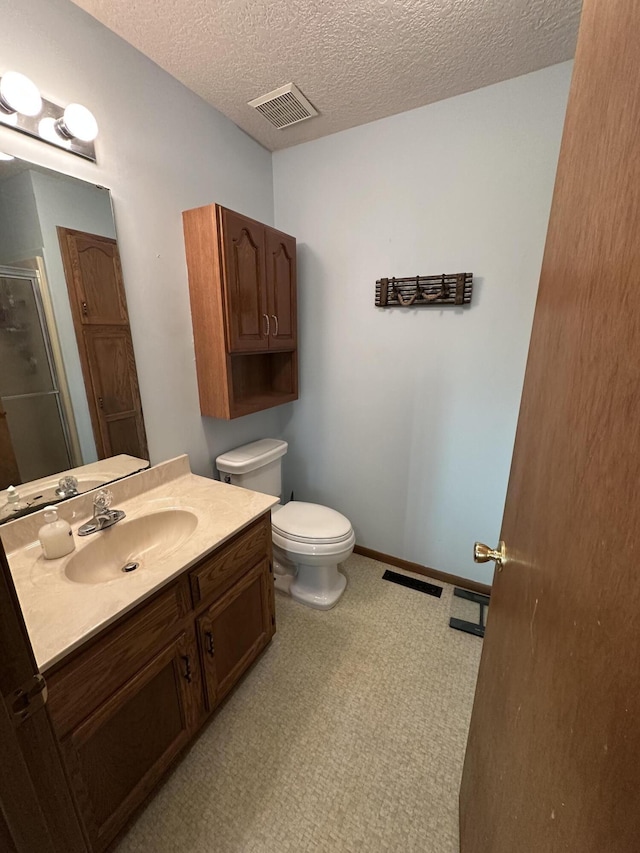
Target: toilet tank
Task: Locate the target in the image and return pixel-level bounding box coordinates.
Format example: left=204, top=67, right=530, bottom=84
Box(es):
left=215, top=439, right=288, bottom=498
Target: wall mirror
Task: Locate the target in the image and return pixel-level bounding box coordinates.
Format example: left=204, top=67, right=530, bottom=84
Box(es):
left=0, top=156, right=149, bottom=522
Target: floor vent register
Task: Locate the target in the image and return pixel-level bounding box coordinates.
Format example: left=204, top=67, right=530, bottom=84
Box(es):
left=382, top=569, right=443, bottom=598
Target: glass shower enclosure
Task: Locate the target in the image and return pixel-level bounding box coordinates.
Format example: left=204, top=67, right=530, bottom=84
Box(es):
left=0, top=266, right=73, bottom=487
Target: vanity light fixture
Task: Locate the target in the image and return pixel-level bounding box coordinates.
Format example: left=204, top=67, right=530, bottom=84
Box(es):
left=0, top=71, right=42, bottom=117
left=38, top=117, right=71, bottom=150
left=55, top=103, right=98, bottom=143
left=0, top=111, right=18, bottom=126
left=0, top=69, right=98, bottom=162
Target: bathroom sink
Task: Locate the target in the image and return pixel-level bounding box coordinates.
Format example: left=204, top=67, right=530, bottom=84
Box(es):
left=64, top=509, right=198, bottom=584
left=17, top=478, right=107, bottom=504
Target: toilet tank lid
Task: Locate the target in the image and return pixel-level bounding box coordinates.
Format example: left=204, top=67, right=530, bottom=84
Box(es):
left=216, top=439, right=288, bottom=474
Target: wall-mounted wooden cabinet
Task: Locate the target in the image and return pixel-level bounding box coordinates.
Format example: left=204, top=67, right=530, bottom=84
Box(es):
left=183, top=204, right=298, bottom=419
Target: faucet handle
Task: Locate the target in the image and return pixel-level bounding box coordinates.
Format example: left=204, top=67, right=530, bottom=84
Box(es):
left=58, top=475, right=79, bottom=495
left=93, top=489, right=113, bottom=511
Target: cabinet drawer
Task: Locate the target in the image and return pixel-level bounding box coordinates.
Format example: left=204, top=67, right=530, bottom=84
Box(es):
left=47, top=580, right=189, bottom=738
left=190, top=513, right=270, bottom=607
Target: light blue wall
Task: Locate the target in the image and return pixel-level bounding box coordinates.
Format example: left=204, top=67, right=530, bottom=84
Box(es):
left=0, top=0, right=291, bottom=478
left=0, top=0, right=572, bottom=584
left=273, top=63, right=573, bottom=585
left=29, top=170, right=116, bottom=462
left=0, top=172, right=42, bottom=262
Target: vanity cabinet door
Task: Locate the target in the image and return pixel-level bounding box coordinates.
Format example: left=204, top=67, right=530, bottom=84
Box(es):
left=220, top=207, right=269, bottom=353
left=265, top=226, right=297, bottom=351
left=60, top=629, right=201, bottom=853
left=197, top=557, right=272, bottom=711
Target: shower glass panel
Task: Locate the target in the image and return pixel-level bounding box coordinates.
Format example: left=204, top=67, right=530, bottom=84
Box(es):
left=0, top=268, right=72, bottom=483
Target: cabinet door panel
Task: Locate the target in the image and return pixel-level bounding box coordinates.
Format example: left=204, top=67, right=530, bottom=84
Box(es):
left=221, top=208, right=268, bottom=352
left=58, top=229, right=128, bottom=326
left=266, top=228, right=297, bottom=350
left=83, top=327, right=148, bottom=459
left=198, top=558, right=272, bottom=710
left=62, top=630, right=200, bottom=852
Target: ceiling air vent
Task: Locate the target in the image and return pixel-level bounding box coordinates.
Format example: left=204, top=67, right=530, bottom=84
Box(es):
left=248, top=83, right=318, bottom=130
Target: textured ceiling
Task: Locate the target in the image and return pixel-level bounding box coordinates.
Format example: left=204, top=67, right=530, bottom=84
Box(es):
left=70, top=0, right=582, bottom=151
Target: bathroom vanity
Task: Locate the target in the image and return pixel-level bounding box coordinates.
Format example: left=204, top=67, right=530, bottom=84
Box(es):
left=1, top=456, right=277, bottom=852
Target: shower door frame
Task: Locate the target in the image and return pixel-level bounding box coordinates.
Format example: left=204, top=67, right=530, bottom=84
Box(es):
left=0, top=264, right=82, bottom=478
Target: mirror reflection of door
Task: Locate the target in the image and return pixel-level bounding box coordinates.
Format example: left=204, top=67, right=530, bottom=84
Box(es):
left=58, top=229, right=148, bottom=461
left=0, top=160, right=149, bottom=499
left=0, top=268, right=73, bottom=489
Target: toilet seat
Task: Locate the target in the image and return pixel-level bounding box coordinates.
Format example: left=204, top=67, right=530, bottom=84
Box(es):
left=272, top=501, right=353, bottom=545
left=271, top=502, right=355, bottom=610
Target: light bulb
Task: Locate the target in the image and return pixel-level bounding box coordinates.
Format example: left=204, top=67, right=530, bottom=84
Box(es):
left=0, top=151, right=14, bottom=161
left=57, top=103, right=98, bottom=142
left=38, top=117, right=71, bottom=149
left=0, top=110, right=18, bottom=126
left=0, top=71, right=42, bottom=117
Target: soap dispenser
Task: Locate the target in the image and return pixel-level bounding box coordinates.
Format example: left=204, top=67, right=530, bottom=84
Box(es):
left=0, top=486, right=29, bottom=520
left=38, top=506, right=76, bottom=559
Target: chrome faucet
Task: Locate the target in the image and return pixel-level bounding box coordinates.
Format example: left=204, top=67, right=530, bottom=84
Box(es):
left=56, top=475, right=79, bottom=499
left=78, top=490, right=126, bottom=536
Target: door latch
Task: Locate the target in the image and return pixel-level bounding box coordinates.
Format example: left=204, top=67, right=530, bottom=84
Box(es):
left=6, top=673, right=48, bottom=726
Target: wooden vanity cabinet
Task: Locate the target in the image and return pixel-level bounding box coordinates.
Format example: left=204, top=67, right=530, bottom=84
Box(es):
left=183, top=203, right=298, bottom=419
left=59, top=629, right=201, bottom=851
left=45, top=513, right=275, bottom=853
left=197, top=557, right=273, bottom=710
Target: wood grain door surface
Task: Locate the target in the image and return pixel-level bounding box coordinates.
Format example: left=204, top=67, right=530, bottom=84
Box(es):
left=60, top=231, right=128, bottom=326
left=220, top=207, right=269, bottom=352
left=197, top=558, right=271, bottom=710
left=0, top=544, right=88, bottom=853
left=62, top=630, right=200, bottom=852
left=58, top=227, right=148, bottom=460
left=265, top=227, right=297, bottom=350
left=460, top=2, right=640, bottom=851
left=83, top=328, right=147, bottom=459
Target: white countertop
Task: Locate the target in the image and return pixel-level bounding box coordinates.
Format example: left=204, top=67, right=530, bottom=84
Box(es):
left=0, top=454, right=149, bottom=508
left=2, top=456, right=277, bottom=672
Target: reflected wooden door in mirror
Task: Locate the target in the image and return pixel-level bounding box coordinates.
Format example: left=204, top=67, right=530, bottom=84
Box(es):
left=58, top=228, right=148, bottom=461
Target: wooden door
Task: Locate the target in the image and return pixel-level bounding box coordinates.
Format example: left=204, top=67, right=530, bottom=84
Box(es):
left=0, top=543, right=88, bottom=853
left=61, top=629, right=200, bottom=852
left=58, top=229, right=128, bottom=326
left=58, top=227, right=148, bottom=460
left=265, top=226, right=297, bottom=350
left=460, top=2, right=640, bottom=851
left=197, top=558, right=271, bottom=710
left=220, top=207, right=269, bottom=353
left=84, top=328, right=148, bottom=458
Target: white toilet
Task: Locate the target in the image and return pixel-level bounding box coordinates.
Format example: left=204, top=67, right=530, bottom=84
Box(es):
left=216, top=439, right=354, bottom=610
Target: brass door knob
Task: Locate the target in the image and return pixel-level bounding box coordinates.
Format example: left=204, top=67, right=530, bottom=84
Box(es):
left=474, top=541, right=506, bottom=570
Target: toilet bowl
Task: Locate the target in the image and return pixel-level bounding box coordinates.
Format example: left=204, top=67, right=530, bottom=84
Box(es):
left=215, top=439, right=353, bottom=610
left=271, top=501, right=355, bottom=610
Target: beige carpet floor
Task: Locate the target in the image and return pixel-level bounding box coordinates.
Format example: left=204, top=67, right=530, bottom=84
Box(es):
left=115, top=555, right=483, bottom=853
